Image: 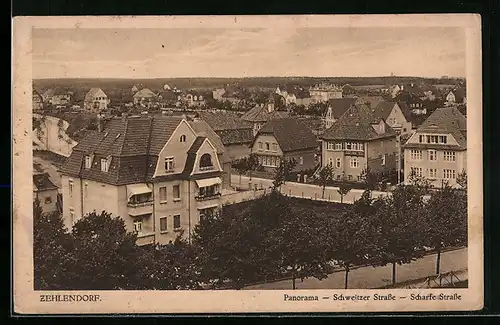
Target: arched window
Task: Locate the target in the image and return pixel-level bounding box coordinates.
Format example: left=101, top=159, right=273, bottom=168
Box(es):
left=199, top=153, right=213, bottom=169
left=180, top=135, right=186, bottom=143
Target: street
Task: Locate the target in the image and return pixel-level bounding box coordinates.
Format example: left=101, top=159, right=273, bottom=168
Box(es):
left=33, top=154, right=62, bottom=192
left=231, top=175, right=389, bottom=204
left=243, top=247, right=467, bottom=290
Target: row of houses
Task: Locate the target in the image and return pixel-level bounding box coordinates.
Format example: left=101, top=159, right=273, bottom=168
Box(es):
left=33, top=87, right=110, bottom=113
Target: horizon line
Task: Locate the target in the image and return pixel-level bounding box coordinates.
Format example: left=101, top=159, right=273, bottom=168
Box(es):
left=33, top=75, right=466, bottom=80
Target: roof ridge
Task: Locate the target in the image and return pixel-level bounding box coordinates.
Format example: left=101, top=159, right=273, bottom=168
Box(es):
left=118, top=118, right=129, bottom=155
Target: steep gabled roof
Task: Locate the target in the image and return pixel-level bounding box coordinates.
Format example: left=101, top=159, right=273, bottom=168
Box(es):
left=450, top=87, right=466, bottom=102
left=256, top=117, right=318, bottom=152
left=133, top=88, right=156, bottom=98
left=33, top=173, right=58, bottom=192
left=322, top=104, right=396, bottom=141
left=413, top=106, right=467, bottom=149
left=84, top=88, right=107, bottom=102
left=241, top=105, right=289, bottom=123
left=196, top=111, right=252, bottom=131
left=325, top=98, right=357, bottom=120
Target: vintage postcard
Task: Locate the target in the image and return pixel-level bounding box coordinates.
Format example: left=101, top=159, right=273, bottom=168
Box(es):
left=12, top=14, right=483, bottom=314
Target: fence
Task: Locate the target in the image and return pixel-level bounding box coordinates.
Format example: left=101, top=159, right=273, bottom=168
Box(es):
left=376, top=269, right=468, bottom=289
left=220, top=189, right=268, bottom=206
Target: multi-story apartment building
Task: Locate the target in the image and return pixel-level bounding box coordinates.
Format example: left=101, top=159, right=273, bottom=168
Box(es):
left=59, top=115, right=227, bottom=246
left=402, top=106, right=467, bottom=188
left=321, top=104, right=398, bottom=181
left=309, top=83, right=343, bottom=103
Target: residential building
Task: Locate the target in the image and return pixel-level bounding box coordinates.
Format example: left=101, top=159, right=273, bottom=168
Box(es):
left=322, top=98, right=357, bottom=129
left=321, top=104, right=398, bottom=182
left=184, top=91, right=207, bottom=108
left=250, top=117, right=319, bottom=174
left=309, top=83, right=343, bottom=102
left=50, top=88, right=72, bottom=106
left=84, top=88, right=110, bottom=113
left=241, top=103, right=289, bottom=136
left=195, top=111, right=254, bottom=161
left=33, top=173, right=59, bottom=214
left=212, top=88, right=226, bottom=101
left=355, top=96, right=384, bottom=109
left=33, top=89, right=44, bottom=112
left=372, top=101, right=413, bottom=135
left=446, top=88, right=467, bottom=105
left=59, top=115, right=226, bottom=246
left=295, top=90, right=312, bottom=107
left=133, top=88, right=157, bottom=106
left=389, top=85, right=401, bottom=98
left=402, top=106, right=467, bottom=188
left=41, top=89, right=55, bottom=103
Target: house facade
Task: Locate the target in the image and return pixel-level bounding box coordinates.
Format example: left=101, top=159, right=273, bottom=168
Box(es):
left=321, top=104, right=398, bottom=182
left=373, top=101, right=413, bottom=135
left=185, top=92, right=207, bottom=108
left=446, top=88, right=466, bottom=105
left=250, top=117, right=319, bottom=174
left=309, top=84, right=343, bottom=103
left=33, top=89, right=44, bottom=112
left=133, top=88, right=157, bottom=107
left=59, top=116, right=226, bottom=246
left=33, top=173, right=59, bottom=214
left=84, top=88, right=110, bottom=113
left=322, top=98, right=357, bottom=129
left=402, top=106, right=467, bottom=188
left=241, top=104, right=289, bottom=136
left=50, top=88, right=71, bottom=106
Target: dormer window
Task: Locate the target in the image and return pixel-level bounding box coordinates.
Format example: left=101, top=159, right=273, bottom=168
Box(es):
left=101, top=157, right=111, bottom=172
left=180, top=135, right=186, bottom=143
left=200, top=153, right=214, bottom=171
left=84, top=155, right=93, bottom=169
left=165, top=157, right=175, bottom=172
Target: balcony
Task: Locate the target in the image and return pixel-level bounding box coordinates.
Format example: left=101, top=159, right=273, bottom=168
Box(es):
left=195, top=192, right=222, bottom=201
left=199, top=165, right=215, bottom=172
left=135, top=232, right=155, bottom=246
left=127, top=201, right=154, bottom=216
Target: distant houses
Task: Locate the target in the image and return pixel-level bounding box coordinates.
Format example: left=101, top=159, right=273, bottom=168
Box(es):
left=133, top=88, right=157, bottom=107
left=320, top=104, right=398, bottom=182
left=48, top=88, right=72, bottom=106
left=446, top=87, right=466, bottom=105
left=309, top=83, right=343, bottom=103
left=241, top=103, right=289, bottom=136
left=32, top=89, right=44, bottom=112
left=250, top=117, right=319, bottom=174
left=402, top=106, right=467, bottom=188
left=274, top=85, right=311, bottom=106
left=84, top=88, right=110, bottom=113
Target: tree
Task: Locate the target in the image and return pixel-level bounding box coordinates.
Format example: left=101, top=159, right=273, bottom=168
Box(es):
left=372, top=185, right=427, bottom=285
left=66, top=211, right=145, bottom=290
left=273, top=158, right=297, bottom=191
left=232, top=158, right=248, bottom=187
left=33, top=199, right=73, bottom=290
left=329, top=192, right=379, bottom=289
left=424, top=184, right=468, bottom=275
left=456, top=169, right=467, bottom=190
left=337, top=184, right=352, bottom=204
left=407, top=169, right=432, bottom=191
left=317, top=165, right=334, bottom=199
left=360, top=167, right=379, bottom=191
left=246, top=153, right=261, bottom=184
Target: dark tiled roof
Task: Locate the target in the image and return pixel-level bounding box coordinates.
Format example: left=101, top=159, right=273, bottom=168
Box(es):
left=241, top=105, right=289, bottom=122
left=373, top=101, right=412, bottom=122
left=195, top=111, right=252, bottom=131
left=412, top=106, right=467, bottom=149
left=355, top=96, right=384, bottom=108
left=325, top=98, right=357, bottom=120
left=188, top=120, right=225, bottom=154
left=159, top=89, right=177, bottom=100
left=396, top=101, right=413, bottom=121
left=322, top=104, right=396, bottom=141
left=215, top=129, right=253, bottom=145
left=53, top=87, right=70, bottom=96
left=451, top=87, right=466, bottom=102
left=60, top=116, right=203, bottom=185
left=133, top=88, right=156, bottom=98
left=33, top=173, right=58, bottom=191
left=256, top=117, right=318, bottom=152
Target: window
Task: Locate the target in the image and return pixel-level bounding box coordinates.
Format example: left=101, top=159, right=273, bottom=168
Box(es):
left=418, top=135, right=424, bottom=143
left=336, top=174, right=341, bottom=180
left=299, top=156, right=304, bottom=165
left=85, top=156, right=92, bottom=169
left=328, top=157, right=333, bottom=167
left=133, top=220, right=142, bottom=234
left=444, top=151, right=456, bottom=162
left=173, top=215, right=181, bottom=229
left=70, top=208, right=75, bottom=225
left=159, top=186, right=167, bottom=202
left=346, top=142, right=352, bottom=150
left=84, top=183, right=88, bottom=198
left=336, top=158, right=341, bottom=168
left=428, top=168, right=438, bottom=178
left=100, top=158, right=109, bottom=172
left=44, top=197, right=52, bottom=204
left=410, top=167, right=423, bottom=177
left=439, top=136, right=448, bottom=144
left=350, top=158, right=359, bottom=168
left=348, top=175, right=353, bottom=181
left=258, top=142, right=263, bottom=150
left=381, top=154, right=386, bottom=165
left=180, top=135, right=186, bottom=142
left=410, top=149, right=423, bottom=160
left=335, top=143, right=343, bottom=150
left=266, top=143, right=270, bottom=151
left=69, top=180, right=74, bottom=195
left=165, top=157, right=175, bottom=171
left=327, top=142, right=335, bottom=150
left=272, top=143, right=278, bottom=152
left=200, top=153, right=213, bottom=169
left=173, top=185, right=180, bottom=201
left=160, top=217, right=168, bottom=232
left=443, top=169, right=456, bottom=179
left=428, top=150, right=437, bottom=161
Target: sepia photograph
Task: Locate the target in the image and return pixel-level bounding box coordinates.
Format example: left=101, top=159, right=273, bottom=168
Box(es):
left=13, top=14, right=483, bottom=314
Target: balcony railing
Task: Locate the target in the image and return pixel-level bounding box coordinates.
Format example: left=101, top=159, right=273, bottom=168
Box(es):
left=195, top=193, right=222, bottom=201
left=128, top=201, right=154, bottom=216
left=199, top=165, right=215, bottom=171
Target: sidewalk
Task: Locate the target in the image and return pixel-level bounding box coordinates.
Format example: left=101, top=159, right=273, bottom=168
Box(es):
left=243, top=247, right=468, bottom=290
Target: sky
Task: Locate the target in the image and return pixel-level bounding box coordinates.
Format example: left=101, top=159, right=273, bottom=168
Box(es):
left=32, top=27, right=466, bottom=79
